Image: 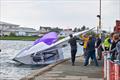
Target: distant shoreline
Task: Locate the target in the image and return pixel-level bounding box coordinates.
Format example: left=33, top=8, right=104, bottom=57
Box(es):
left=0, top=36, right=40, bottom=41
left=0, top=36, right=65, bottom=41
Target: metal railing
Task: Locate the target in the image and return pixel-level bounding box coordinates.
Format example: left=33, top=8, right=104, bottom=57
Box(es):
left=103, top=51, right=120, bottom=80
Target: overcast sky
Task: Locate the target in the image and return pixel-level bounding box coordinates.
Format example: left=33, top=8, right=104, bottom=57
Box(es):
left=0, top=0, right=120, bottom=32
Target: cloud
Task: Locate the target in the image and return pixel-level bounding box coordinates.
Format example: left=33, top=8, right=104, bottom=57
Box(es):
left=0, top=0, right=120, bottom=32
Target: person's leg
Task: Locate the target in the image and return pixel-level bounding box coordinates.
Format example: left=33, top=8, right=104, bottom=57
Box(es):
left=89, top=55, right=93, bottom=65
left=90, top=54, right=93, bottom=60
left=97, top=48, right=100, bottom=59
left=71, top=50, right=74, bottom=65
left=99, top=47, right=102, bottom=59
left=98, top=47, right=102, bottom=60
left=83, top=48, right=88, bottom=58
left=72, top=50, right=77, bottom=65
left=71, top=50, right=76, bottom=65
left=91, top=51, right=99, bottom=66
left=84, top=52, right=90, bottom=66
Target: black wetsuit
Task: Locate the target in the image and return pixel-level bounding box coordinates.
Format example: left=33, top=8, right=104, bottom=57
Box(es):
left=68, top=37, right=78, bottom=65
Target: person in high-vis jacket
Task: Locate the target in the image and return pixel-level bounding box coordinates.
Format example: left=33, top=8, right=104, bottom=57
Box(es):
left=102, top=35, right=111, bottom=51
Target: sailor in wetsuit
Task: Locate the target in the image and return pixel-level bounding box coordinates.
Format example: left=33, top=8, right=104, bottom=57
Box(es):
left=68, top=34, right=79, bottom=66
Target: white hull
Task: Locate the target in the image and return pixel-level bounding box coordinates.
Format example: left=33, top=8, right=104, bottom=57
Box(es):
left=13, top=44, right=64, bottom=65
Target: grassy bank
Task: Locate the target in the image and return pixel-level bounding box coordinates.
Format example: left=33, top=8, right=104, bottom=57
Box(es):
left=0, top=36, right=65, bottom=41
left=0, top=36, right=40, bottom=41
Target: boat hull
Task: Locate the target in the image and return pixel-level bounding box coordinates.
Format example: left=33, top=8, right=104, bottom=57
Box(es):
left=13, top=47, right=64, bottom=65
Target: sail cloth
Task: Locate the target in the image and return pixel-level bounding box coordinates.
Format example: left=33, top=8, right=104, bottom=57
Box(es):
left=33, top=32, right=58, bottom=45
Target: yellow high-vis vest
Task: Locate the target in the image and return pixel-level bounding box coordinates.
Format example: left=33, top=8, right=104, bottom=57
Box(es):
left=103, top=38, right=111, bottom=48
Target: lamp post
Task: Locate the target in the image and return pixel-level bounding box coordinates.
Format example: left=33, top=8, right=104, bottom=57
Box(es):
left=97, top=0, right=102, bottom=37
left=97, top=15, right=101, bottom=33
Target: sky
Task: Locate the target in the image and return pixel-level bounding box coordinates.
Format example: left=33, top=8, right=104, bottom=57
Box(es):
left=0, top=0, right=120, bottom=32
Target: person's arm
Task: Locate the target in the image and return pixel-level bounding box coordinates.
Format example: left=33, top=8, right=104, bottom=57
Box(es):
left=68, top=39, right=70, bottom=43
left=108, top=39, right=111, bottom=44
left=97, top=39, right=102, bottom=48
left=74, top=36, right=80, bottom=40
left=97, top=43, right=102, bottom=49
left=116, top=42, right=120, bottom=54
left=110, top=47, right=116, bottom=53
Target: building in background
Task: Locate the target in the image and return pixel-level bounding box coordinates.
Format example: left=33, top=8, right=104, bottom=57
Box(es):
left=7, top=27, right=39, bottom=36
left=39, top=26, right=51, bottom=33
left=0, top=21, right=19, bottom=36
left=0, top=21, right=39, bottom=36
left=58, top=29, right=74, bottom=37
left=39, top=26, right=63, bottom=37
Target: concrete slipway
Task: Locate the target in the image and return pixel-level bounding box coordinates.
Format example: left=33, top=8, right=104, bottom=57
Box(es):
left=20, top=56, right=103, bottom=80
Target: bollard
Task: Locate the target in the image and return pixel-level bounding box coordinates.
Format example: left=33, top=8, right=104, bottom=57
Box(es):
left=105, top=51, right=111, bottom=80
left=107, top=59, right=110, bottom=80
left=103, top=50, right=120, bottom=80
left=114, top=61, right=120, bottom=80
left=104, top=52, right=107, bottom=80
left=106, top=51, right=111, bottom=80
left=110, top=60, right=116, bottom=80
left=119, top=64, right=120, bottom=80
left=107, top=51, right=113, bottom=80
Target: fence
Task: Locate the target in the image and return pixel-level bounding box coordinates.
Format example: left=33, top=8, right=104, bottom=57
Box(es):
left=103, top=51, right=120, bottom=80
